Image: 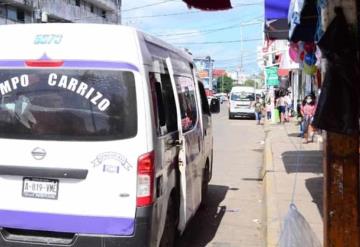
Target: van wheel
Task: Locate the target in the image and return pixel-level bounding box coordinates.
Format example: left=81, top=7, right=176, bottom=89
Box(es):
left=160, top=198, right=178, bottom=247
left=228, top=113, right=233, bottom=119
left=200, top=165, right=209, bottom=208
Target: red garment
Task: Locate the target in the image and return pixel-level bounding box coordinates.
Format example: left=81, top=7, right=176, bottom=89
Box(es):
left=183, top=0, right=232, bottom=10
left=301, top=104, right=316, bottom=117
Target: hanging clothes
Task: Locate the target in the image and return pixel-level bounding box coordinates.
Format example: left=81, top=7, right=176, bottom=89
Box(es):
left=312, top=7, right=360, bottom=135
left=183, top=0, right=232, bottom=11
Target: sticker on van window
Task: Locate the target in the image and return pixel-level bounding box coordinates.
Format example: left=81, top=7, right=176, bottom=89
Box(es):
left=176, top=77, right=195, bottom=92
left=48, top=73, right=110, bottom=111
left=92, top=152, right=133, bottom=174
left=0, top=73, right=111, bottom=112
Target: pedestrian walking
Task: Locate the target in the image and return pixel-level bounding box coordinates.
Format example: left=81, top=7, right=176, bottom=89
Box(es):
left=254, top=97, right=264, bottom=125
left=266, top=100, right=272, bottom=120
left=284, top=92, right=292, bottom=121
left=300, top=95, right=316, bottom=143
left=276, top=94, right=286, bottom=123
left=297, top=99, right=306, bottom=137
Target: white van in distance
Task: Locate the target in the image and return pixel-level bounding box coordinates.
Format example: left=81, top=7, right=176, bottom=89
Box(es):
left=228, top=86, right=256, bottom=119
left=0, top=24, right=214, bottom=247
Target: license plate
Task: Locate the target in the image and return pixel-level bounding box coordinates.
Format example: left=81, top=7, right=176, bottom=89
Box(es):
left=22, top=177, right=59, bottom=200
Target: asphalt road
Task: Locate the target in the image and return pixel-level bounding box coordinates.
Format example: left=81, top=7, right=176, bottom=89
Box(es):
left=176, top=103, right=265, bottom=247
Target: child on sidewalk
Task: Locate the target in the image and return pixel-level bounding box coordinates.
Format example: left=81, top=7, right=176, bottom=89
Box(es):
left=266, top=102, right=272, bottom=121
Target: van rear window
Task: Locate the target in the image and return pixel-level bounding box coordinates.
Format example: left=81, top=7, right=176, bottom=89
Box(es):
left=231, top=92, right=254, bottom=101
left=0, top=69, right=137, bottom=140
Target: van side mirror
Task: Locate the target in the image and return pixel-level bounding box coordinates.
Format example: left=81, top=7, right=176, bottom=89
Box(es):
left=210, top=98, right=220, bottom=113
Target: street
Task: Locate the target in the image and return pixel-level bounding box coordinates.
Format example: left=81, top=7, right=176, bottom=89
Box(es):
left=177, top=104, right=265, bottom=247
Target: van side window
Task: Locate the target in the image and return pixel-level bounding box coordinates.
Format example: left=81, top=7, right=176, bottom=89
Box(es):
left=174, top=76, right=198, bottom=132
left=198, top=81, right=211, bottom=116
left=149, top=72, right=166, bottom=135
left=160, top=73, right=177, bottom=133
left=149, top=61, right=178, bottom=136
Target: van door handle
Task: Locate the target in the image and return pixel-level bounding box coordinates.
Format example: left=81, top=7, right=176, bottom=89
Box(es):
left=166, top=139, right=182, bottom=147
left=0, top=165, right=88, bottom=179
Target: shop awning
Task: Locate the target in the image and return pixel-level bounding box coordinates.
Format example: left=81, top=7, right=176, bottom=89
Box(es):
left=264, top=0, right=291, bottom=40
left=288, top=0, right=318, bottom=42
left=183, top=0, right=232, bottom=11
left=278, top=69, right=289, bottom=76
left=264, top=19, right=289, bottom=40
left=265, top=0, right=291, bottom=20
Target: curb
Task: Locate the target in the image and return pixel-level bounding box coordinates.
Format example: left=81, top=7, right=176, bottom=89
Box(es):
left=263, top=134, right=281, bottom=247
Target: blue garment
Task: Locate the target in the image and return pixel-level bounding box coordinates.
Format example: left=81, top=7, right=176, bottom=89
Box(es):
left=255, top=112, right=262, bottom=122
left=299, top=120, right=304, bottom=137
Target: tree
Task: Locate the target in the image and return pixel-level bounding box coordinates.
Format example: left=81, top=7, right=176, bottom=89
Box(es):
left=244, top=79, right=256, bottom=87
left=216, top=75, right=233, bottom=93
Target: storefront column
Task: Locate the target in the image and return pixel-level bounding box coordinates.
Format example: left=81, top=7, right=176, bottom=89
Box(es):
left=322, top=0, right=360, bottom=246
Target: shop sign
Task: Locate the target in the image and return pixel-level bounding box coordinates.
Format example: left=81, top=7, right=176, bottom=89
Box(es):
left=265, top=66, right=280, bottom=86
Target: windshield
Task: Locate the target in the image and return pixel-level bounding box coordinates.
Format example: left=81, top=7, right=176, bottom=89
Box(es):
left=231, top=92, right=255, bottom=101
left=0, top=69, right=137, bottom=140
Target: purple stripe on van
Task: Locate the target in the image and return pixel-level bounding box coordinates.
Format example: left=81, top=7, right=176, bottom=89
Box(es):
left=0, top=60, right=24, bottom=67
left=0, top=59, right=139, bottom=71
left=0, top=210, right=134, bottom=235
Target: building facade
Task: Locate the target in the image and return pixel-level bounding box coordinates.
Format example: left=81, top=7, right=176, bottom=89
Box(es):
left=194, top=56, right=214, bottom=92
left=0, top=0, right=121, bottom=24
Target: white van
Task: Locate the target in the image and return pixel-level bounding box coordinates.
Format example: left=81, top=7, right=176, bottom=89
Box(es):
left=228, top=86, right=256, bottom=119
left=0, top=24, right=213, bottom=247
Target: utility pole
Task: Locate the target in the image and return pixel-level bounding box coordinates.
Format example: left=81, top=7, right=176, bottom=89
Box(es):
left=116, top=0, right=122, bottom=24
left=221, top=74, right=224, bottom=93
left=322, top=1, right=359, bottom=246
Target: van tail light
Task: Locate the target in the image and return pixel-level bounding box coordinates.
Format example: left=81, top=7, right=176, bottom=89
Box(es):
left=25, top=60, right=64, bottom=67
left=136, top=151, right=155, bottom=207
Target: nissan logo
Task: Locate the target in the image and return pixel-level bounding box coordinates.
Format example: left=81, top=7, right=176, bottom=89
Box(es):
left=31, top=147, right=47, bottom=160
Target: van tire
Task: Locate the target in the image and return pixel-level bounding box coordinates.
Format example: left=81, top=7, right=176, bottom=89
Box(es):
left=159, top=197, right=178, bottom=247
left=200, top=163, right=209, bottom=208
left=228, top=113, right=233, bottom=119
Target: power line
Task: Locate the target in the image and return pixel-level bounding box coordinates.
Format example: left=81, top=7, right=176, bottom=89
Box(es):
left=215, top=61, right=258, bottom=69
left=172, top=38, right=263, bottom=45
left=122, top=0, right=178, bottom=12
left=123, top=2, right=262, bottom=19
left=216, top=55, right=256, bottom=63
left=157, top=20, right=262, bottom=38
left=125, top=15, right=263, bottom=36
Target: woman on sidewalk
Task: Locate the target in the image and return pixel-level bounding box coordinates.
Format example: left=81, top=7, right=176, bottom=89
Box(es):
left=297, top=99, right=306, bottom=137
left=254, top=97, right=264, bottom=125
left=276, top=94, right=286, bottom=124
left=301, top=95, right=316, bottom=143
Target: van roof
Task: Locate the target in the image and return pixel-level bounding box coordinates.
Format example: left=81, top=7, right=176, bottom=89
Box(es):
left=0, top=23, right=192, bottom=68
left=230, top=86, right=255, bottom=93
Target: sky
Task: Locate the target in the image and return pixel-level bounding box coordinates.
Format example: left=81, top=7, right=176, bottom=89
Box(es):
left=121, top=0, right=264, bottom=75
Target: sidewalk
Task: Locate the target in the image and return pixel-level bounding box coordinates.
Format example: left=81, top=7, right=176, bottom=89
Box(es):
left=262, top=121, right=323, bottom=246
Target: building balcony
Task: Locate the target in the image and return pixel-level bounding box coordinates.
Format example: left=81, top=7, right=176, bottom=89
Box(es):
left=5, top=0, right=117, bottom=11
left=86, top=0, right=118, bottom=11
left=4, top=0, right=119, bottom=24
left=40, top=1, right=118, bottom=24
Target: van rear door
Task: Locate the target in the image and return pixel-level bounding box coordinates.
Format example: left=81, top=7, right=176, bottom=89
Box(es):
left=165, top=58, right=189, bottom=232
left=0, top=68, right=142, bottom=236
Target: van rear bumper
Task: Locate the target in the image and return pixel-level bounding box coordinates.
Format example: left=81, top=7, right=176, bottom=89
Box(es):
left=230, top=112, right=255, bottom=118
left=0, top=206, right=154, bottom=247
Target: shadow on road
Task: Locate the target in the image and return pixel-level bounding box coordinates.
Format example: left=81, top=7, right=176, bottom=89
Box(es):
left=281, top=150, right=324, bottom=218
left=176, top=184, right=229, bottom=247
left=305, top=177, right=324, bottom=218
left=282, top=150, right=322, bottom=174
left=288, top=132, right=301, bottom=138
